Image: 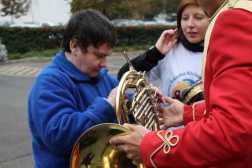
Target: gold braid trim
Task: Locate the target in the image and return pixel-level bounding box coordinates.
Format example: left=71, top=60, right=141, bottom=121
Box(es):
left=201, top=0, right=229, bottom=86
left=181, top=80, right=203, bottom=105
left=192, top=104, right=196, bottom=121
left=150, top=131, right=179, bottom=168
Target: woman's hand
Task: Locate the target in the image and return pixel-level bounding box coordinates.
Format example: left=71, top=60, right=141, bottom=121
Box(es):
left=155, top=29, right=178, bottom=55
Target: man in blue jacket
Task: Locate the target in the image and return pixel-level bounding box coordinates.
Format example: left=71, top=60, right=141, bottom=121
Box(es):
left=28, top=9, right=120, bottom=168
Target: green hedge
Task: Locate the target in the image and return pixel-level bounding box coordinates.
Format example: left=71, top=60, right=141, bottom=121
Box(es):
left=116, top=25, right=177, bottom=46
left=0, top=26, right=65, bottom=54
left=0, top=25, right=176, bottom=54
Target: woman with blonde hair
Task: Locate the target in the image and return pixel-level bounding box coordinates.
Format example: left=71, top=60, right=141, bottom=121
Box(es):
left=118, top=0, right=209, bottom=109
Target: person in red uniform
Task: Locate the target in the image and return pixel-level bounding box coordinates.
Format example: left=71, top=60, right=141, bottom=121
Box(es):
left=110, top=0, right=252, bottom=167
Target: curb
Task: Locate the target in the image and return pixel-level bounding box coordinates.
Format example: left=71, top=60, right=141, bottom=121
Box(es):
left=0, top=57, right=54, bottom=65
left=110, top=51, right=144, bottom=57
left=0, top=51, right=145, bottom=65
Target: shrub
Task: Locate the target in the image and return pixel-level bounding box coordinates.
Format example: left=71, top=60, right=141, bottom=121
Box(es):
left=0, top=25, right=177, bottom=55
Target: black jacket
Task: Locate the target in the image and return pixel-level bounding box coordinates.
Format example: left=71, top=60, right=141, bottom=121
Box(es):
left=117, top=46, right=165, bottom=80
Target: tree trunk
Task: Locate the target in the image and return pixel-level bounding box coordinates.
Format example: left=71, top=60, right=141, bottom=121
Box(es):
left=103, top=8, right=106, bottom=16
left=11, top=5, right=14, bottom=23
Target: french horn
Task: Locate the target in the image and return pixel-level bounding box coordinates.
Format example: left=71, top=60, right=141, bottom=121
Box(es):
left=181, top=79, right=204, bottom=105
left=70, top=51, right=160, bottom=168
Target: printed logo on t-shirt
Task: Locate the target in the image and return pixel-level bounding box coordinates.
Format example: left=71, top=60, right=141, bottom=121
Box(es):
left=168, top=71, right=200, bottom=100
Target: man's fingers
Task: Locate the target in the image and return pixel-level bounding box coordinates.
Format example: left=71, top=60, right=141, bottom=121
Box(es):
left=132, top=159, right=143, bottom=165
left=110, top=124, right=135, bottom=145
left=165, top=96, right=175, bottom=104
left=158, top=111, right=163, bottom=118
left=158, top=106, right=166, bottom=116
left=158, top=119, right=164, bottom=125
left=111, top=132, right=132, bottom=140
left=110, top=135, right=125, bottom=145
left=124, top=94, right=129, bottom=99
left=151, top=86, right=164, bottom=103
left=126, top=152, right=141, bottom=160
left=159, top=105, right=164, bottom=112
left=114, top=144, right=126, bottom=151
left=160, top=125, right=168, bottom=130
left=127, top=78, right=134, bottom=82
left=151, top=86, right=162, bottom=95
left=123, top=123, right=138, bottom=131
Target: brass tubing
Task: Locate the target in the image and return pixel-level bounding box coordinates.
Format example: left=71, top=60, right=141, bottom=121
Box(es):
left=123, top=51, right=135, bottom=71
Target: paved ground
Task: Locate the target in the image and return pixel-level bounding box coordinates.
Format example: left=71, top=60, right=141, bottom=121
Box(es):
left=0, top=51, right=161, bottom=168
left=0, top=65, right=42, bottom=77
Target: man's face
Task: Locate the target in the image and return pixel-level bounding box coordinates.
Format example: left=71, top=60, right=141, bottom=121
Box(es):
left=194, top=0, right=211, bottom=16
left=75, top=43, right=112, bottom=78
left=194, top=0, right=209, bottom=6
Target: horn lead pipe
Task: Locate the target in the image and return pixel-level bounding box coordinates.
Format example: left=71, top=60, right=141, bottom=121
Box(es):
left=123, top=51, right=135, bottom=71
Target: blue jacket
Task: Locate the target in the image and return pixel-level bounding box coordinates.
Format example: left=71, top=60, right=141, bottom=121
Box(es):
left=28, top=50, right=119, bottom=168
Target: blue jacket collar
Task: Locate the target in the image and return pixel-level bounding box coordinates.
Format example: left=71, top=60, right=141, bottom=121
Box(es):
left=54, top=50, right=108, bottom=81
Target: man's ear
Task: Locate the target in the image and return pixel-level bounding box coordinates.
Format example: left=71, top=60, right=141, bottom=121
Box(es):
left=69, top=39, right=79, bottom=56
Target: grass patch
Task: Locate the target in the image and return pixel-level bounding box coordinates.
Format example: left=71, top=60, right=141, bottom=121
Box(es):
left=8, top=47, right=61, bottom=60
left=7, top=44, right=153, bottom=60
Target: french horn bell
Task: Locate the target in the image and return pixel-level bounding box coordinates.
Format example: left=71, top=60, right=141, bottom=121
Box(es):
left=70, top=51, right=160, bottom=168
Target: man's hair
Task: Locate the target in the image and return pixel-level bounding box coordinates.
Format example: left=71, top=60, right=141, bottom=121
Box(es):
left=61, top=9, right=117, bottom=53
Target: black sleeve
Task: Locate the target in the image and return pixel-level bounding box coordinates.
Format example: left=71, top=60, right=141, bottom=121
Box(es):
left=117, top=46, right=165, bottom=80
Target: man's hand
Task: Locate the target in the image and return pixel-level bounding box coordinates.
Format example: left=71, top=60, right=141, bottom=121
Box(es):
left=151, top=86, right=164, bottom=104
left=107, top=87, right=118, bottom=109
left=110, top=123, right=150, bottom=165
left=159, top=97, right=184, bottom=130
left=155, top=29, right=178, bottom=55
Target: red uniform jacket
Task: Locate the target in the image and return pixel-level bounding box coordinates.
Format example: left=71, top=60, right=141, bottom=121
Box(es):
left=141, top=6, right=252, bottom=168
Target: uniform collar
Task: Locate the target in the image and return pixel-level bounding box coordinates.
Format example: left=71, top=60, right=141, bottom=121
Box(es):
left=208, top=0, right=229, bottom=24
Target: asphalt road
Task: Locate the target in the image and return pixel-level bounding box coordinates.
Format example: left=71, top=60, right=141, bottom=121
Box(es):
left=0, top=51, right=160, bottom=168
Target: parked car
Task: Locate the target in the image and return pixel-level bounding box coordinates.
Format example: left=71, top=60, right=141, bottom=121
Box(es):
left=142, top=21, right=158, bottom=26
left=111, top=19, right=145, bottom=27
left=54, top=21, right=68, bottom=26
left=9, top=23, right=41, bottom=28
left=155, top=19, right=177, bottom=26
left=34, top=21, right=56, bottom=27
left=0, top=21, right=14, bottom=26
left=110, top=19, right=128, bottom=27
left=169, top=20, right=177, bottom=26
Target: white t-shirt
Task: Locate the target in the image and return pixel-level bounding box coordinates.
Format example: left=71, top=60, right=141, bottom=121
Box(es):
left=146, top=42, right=203, bottom=107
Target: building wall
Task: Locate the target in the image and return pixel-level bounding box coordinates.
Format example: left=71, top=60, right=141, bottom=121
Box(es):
left=0, top=0, right=72, bottom=24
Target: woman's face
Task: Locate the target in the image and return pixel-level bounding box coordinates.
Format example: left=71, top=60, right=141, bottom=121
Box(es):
left=181, top=4, right=209, bottom=44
